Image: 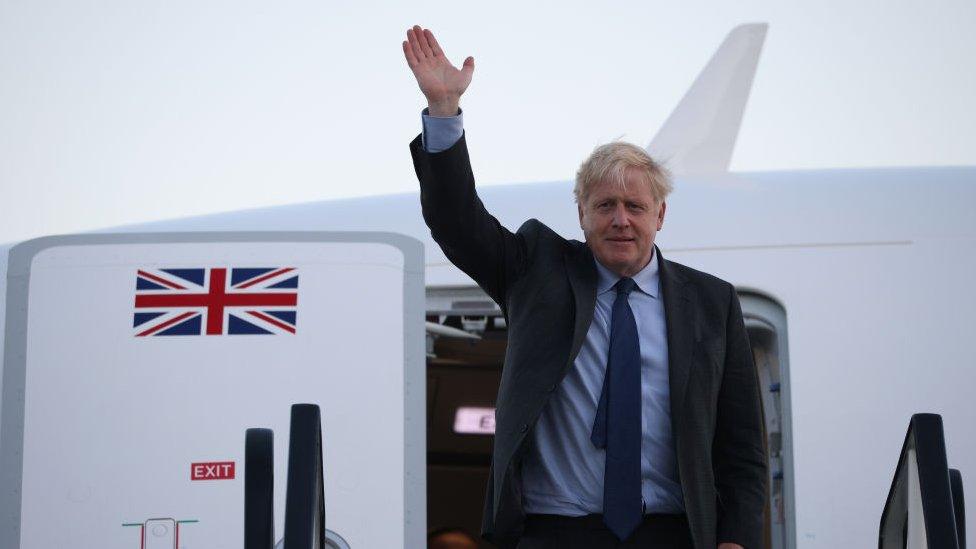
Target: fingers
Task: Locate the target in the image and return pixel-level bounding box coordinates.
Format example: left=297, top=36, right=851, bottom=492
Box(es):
left=424, top=29, right=444, bottom=57
left=402, top=40, right=418, bottom=68
left=413, top=24, right=434, bottom=58
left=407, top=25, right=446, bottom=64
left=406, top=27, right=426, bottom=63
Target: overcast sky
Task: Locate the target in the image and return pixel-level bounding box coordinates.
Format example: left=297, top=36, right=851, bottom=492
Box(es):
left=1, top=0, right=973, bottom=243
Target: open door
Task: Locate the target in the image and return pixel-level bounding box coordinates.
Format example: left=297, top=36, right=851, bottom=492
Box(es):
left=739, top=292, right=795, bottom=549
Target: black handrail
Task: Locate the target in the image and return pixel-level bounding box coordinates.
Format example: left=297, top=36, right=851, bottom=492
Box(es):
left=245, top=428, right=275, bottom=549
left=950, top=468, right=966, bottom=548
left=879, top=413, right=964, bottom=548
left=283, top=404, right=327, bottom=549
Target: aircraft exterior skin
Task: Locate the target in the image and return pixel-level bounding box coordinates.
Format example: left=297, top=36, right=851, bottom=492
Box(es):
left=2, top=23, right=974, bottom=548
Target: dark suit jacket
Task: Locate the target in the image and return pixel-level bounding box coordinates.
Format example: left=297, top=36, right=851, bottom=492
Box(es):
left=411, top=133, right=767, bottom=549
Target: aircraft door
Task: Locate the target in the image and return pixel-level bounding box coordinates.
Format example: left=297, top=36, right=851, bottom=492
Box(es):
left=740, top=292, right=795, bottom=549
left=0, top=232, right=426, bottom=549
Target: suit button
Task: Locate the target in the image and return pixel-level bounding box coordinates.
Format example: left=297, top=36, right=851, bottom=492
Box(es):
left=520, top=424, right=529, bottom=433
left=548, top=384, right=557, bottom=393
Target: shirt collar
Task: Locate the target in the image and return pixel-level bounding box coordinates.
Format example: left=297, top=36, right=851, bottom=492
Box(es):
left=593, top=248, right=660, bottom=299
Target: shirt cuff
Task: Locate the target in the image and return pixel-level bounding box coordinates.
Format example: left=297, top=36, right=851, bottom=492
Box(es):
left=421, top=107, right=464, bottom=153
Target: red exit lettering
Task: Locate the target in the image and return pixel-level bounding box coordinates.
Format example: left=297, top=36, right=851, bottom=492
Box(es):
left=191, top=461, right=235, bottom=481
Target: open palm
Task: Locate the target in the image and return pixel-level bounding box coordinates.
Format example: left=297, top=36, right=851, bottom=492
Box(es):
left=402, top=26, right=474, bottom=116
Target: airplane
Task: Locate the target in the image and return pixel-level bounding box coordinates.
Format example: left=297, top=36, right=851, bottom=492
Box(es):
left=1, top=23, right=973, bottom=548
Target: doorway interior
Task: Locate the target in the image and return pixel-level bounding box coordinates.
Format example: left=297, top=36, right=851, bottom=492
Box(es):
left=424, top=288, right=794, bottom=549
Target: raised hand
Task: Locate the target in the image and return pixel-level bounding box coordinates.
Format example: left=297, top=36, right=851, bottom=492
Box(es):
left=402, top=25, right=474, bottom=116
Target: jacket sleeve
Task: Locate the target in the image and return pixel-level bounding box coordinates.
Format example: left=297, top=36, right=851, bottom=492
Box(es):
left=713, top=286, right=769, bottom=549
left=410, top=132, right=529, bottom=306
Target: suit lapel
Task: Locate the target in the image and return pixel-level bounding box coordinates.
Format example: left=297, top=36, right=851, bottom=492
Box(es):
left=659, top=246, right=694, bottom=423
left=564, top=243, right=597, bottom=373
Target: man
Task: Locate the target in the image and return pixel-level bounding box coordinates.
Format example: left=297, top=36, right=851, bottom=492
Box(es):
left=403, top=26, right=767, bottom=549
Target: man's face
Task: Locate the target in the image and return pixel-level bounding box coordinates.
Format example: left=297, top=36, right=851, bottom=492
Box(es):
left=578, top=169, right=666, bottom=277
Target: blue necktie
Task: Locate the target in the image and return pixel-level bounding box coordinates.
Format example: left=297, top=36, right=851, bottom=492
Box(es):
left=591, top=277, right=642, bottom=541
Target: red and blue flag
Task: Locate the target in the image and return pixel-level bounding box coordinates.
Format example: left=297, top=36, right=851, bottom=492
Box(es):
left=133, top=267, right=298, bottom=336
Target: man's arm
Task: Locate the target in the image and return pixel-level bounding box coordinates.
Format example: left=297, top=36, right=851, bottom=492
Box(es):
left=713, top=287, right=768, bottom=549
left=410, top=134, right=528, bottom=305
left=404, top=26, right=528, bottom=305
left=404, top=25, right=465, bottom=154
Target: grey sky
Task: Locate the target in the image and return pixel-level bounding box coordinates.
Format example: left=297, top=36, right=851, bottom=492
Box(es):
left=1, top=0, right=973, bottom=243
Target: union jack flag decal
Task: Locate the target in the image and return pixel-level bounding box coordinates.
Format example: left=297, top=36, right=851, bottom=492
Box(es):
left=133, top=268, right=298, bottom=336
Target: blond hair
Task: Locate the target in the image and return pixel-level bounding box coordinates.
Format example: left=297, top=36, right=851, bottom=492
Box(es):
left=574, top=142, right=672, bottom=204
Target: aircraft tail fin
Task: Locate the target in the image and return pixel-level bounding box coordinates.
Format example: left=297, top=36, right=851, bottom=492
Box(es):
left=647, top=23, right=768, bottom=174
